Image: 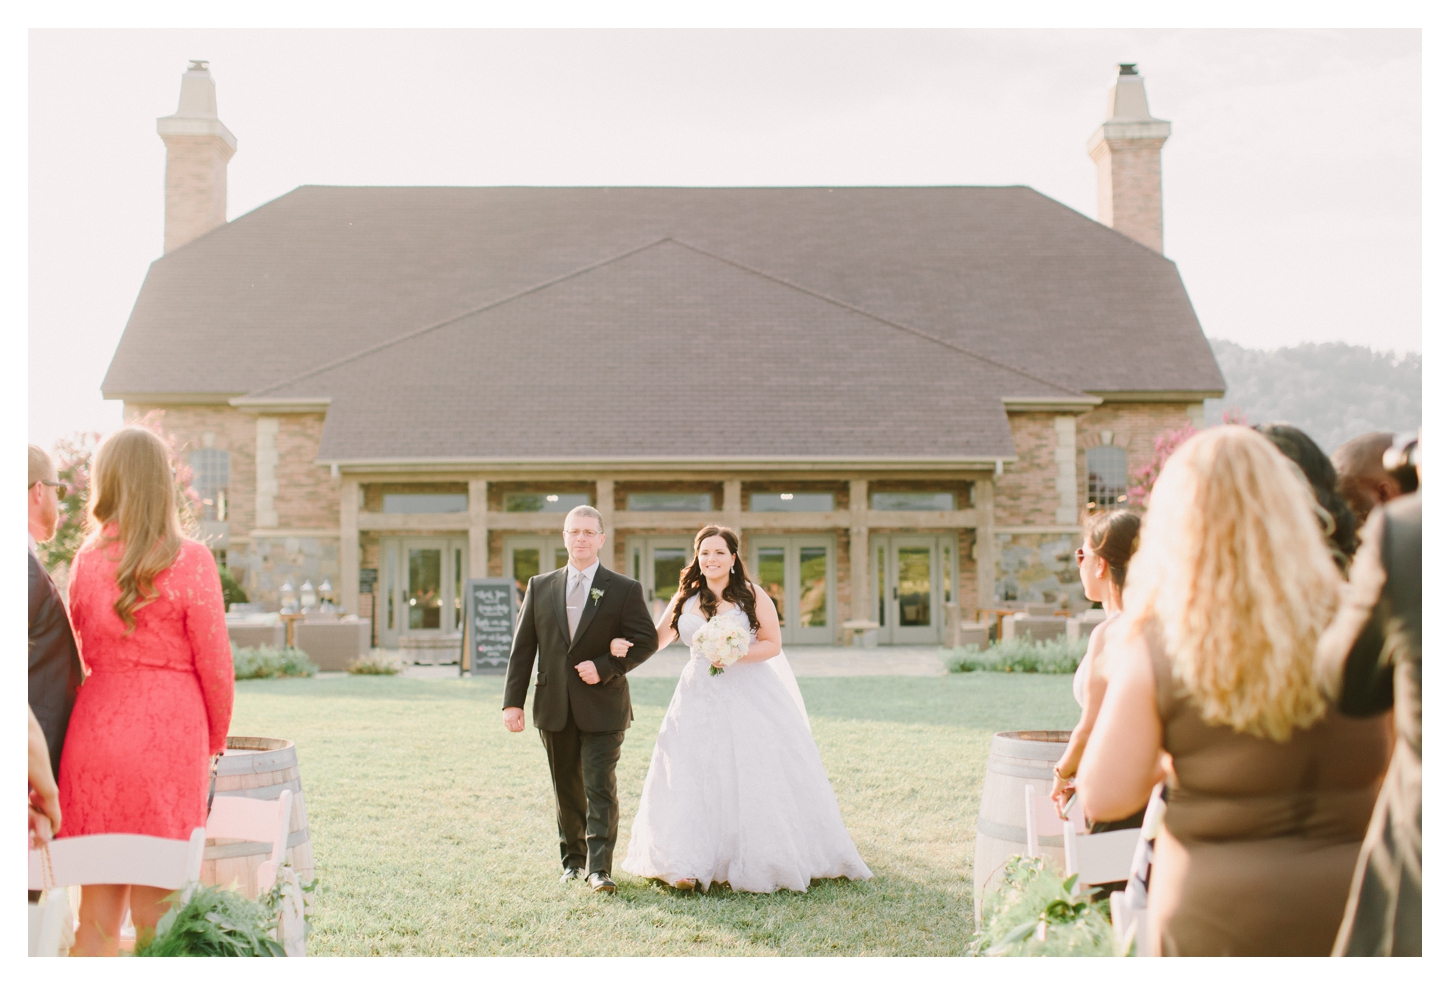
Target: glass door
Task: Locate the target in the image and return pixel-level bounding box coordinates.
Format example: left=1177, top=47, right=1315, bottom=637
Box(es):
left=870, top=535, right=957, bottom=644
left=504, top=536, right=570, bottom=607
left=378, top=536, right=469, bottom=648
left=625, top=537, right=693, bottom=621
left=751, top=536, right=835, bottom=645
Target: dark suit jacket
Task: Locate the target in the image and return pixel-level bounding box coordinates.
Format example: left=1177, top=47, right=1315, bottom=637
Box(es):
left=29, top=551, right=85, bottom=779
left=503, top=564, right=658, bottom=733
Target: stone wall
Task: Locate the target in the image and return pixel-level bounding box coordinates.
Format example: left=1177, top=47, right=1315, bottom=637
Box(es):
left=995, top=531, right=1083, bottom=606
left=226, top=534, right=341, bottom=612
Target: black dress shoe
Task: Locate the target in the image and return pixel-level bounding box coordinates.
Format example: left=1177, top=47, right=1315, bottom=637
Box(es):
left=560, top=867, right=585, bottom=884
left=587, top=872, right=617, bottom=893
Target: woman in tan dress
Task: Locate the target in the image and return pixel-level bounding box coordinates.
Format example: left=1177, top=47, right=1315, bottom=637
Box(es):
left=1078, top=427, right=1391, bottom=956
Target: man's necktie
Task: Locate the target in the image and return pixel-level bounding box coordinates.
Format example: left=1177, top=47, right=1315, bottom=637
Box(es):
left=567, top=570, right=588, bottom=640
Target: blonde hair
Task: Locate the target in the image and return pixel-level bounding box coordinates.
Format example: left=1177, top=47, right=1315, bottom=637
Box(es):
left=86, top=427, right=187, bottom=633
left=1125, top=426, right=1341, bottom=741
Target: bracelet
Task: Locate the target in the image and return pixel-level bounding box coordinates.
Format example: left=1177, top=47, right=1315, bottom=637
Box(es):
left=1052, top=764, right=1074, bottom=782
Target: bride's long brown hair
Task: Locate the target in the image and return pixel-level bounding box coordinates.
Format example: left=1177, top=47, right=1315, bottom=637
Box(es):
left=670, top=525, right=760, bottom=634
left=86, top=427, right=187, bottom=633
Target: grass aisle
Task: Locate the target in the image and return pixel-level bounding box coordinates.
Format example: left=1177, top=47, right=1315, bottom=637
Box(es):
left=231, top=673, right=1078, bottom=956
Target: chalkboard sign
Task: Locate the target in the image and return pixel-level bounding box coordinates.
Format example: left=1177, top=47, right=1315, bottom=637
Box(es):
left=464, top=578, right=517, bottom=675
left=359, top=567, right=378, bottom=593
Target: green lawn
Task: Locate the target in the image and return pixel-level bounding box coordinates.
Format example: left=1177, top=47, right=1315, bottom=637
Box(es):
left=231, top=672, right=1079, bottom=956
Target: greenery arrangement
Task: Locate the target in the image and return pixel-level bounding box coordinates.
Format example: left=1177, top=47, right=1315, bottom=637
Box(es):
left=233, top=645, right=318, bottom=680
left=942, top=636, right=1088, bottom=674
left=969, top=855, right=1115, bottom=957
left=132, top=881, right=286, bottom=957
left=347, top=650, right=405, bottom=675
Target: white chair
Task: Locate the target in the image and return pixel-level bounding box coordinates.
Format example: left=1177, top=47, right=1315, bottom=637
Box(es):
left=205, top=789, right=293, bottom=896
left=1024, top=785, right=1085, bottom=858
left=1024, top=786, right=1140, bottom=888
left=1109, top=782, right=1169, bottom=956
left=27, top=828, right=207, bottom=957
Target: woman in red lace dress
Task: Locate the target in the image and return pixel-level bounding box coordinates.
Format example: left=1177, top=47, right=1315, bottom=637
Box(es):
left=58, top=427, right=234, bottom=955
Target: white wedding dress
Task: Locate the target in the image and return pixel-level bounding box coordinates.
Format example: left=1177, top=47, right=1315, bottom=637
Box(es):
left=621, top=595, right=872, bottom=893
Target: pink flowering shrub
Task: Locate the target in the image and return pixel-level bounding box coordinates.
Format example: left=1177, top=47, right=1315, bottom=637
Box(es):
left=1126, top=407, right=1247, bottom=506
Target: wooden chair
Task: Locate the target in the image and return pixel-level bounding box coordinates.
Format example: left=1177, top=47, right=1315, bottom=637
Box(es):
left=205, top=789, right=293, bottom=896
left=1025, top=786, right=1140, bottom=887
left=1024, top=785, right=1085, bottom=858
left=27, top=828, right=207, bottom=957
left=1109, top=782, right=1169, bottom=956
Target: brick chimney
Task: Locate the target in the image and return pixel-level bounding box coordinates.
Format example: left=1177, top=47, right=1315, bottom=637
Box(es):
left=1086, top=64, right=1171, bottom=253
left=157, top=61, right=236, bottom=254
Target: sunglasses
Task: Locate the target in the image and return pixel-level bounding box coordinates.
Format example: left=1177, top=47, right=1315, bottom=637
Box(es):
left=1075, top=547, right=1093, bottom=565
left=33, top=479, right=69, bottom=499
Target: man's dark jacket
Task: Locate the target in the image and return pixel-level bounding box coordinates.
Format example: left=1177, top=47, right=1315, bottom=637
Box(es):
left=29, top=551, right=85, bottom=779
left=1316, top=492, right=1421, bottom=956
left=503, top=565, right=658, bottom=732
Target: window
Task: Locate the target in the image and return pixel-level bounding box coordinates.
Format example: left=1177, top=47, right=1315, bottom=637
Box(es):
left=749, top=492, right=835, bottom=512
left=382, top=493, right=468, bottom=514
left=503, top=492, right=592, bottom=513
left=1086, top=446, right=1129, bottom=510
left=871, top=491, right=955, bottom=511
left=626, top=492, right=713, bottom=511
left=189, top=449, right=230, bottom=521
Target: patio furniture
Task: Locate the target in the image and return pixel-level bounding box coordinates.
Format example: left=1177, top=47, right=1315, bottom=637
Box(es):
left=1066, top=608, right=1107, bottom=642
left=399, top=633, right=464, bottom=665
left=227, top=622, right=285, bottom=650
left=28, top=828, right=207, bottom=956
left=294, top=619, right=372, bottom=671
left=840, top=620, right=879, bottom=647
left=1001, top=614, right=1068, bottom=643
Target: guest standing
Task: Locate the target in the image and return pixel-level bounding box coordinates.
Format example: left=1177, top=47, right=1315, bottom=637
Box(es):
left=58, top=427, right=234, bottom=956
left=1332, top=431, right=1411, bottom=526
left=1050, top=509, right=1141, bottom=832
left=1078, top=426, right=1391, bottom=956
left=1254, top=423, right=1360, bottom=572
left=28, top=445, right=85, bottom=784
left=1316, top=460, right=1420, bottom=955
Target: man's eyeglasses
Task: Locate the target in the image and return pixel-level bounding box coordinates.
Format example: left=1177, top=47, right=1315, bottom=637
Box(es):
left=32, top=479, right=68, bottom=500
left=564, top=528, right=602, bottom=540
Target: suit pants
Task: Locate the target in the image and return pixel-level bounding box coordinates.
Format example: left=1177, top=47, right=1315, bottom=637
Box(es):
left=539, top=714, right=625, bottom=875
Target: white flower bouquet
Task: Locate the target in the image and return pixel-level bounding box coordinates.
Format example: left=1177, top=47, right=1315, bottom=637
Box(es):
left=691, top=615, right=750, bottom=677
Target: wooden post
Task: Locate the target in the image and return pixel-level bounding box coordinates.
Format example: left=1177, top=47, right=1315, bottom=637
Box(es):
left=596, top=478, right=616, bottom=570
left=339, top=478, right=360, bottom=617
left=468, top=479, right=489, bottom=578
left=976, top=477, right=996, bottom=615
left=849, top=479, right=870, bottom=623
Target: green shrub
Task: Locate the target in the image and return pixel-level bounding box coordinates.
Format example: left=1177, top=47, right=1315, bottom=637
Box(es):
left=347, top=650, right=405, bottom=675
left=942, top=635, right=1088, bottom=674
left=970, top=854, right=1116, bottom=957
left=232, top=645, right=317, bottom=680
left=132, top=881, right=285, bottom=956
left=218, top=565, right=249, bottom=608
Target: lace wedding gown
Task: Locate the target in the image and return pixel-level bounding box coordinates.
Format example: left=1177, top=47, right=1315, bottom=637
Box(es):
left=620, top=595, right=872, bottom=892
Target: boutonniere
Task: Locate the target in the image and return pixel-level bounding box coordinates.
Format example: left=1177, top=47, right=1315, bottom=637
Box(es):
left=590, top=587, right=604, bottom=606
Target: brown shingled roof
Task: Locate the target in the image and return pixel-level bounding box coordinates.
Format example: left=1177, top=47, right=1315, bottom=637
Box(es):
left=102, top=184, right=1223, bottom=462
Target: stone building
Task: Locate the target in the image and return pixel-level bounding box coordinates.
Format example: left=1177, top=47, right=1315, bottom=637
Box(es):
left=101, top=61, right=1222, bottom=647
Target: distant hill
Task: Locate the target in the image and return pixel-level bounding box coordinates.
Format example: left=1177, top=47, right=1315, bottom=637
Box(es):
left=1201, top=338, right=1421, bottom=455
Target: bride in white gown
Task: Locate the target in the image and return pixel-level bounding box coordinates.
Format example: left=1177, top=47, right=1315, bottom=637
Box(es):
left=613, top=525, right=871, bottom=893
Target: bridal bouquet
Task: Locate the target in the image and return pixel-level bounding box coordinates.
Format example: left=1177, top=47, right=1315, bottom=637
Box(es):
left=691, top=615, right=750, bottom=677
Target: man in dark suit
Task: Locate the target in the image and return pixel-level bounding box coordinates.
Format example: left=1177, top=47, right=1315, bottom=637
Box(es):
left=503, top=505, right=658, bottom=893
left=29, top=446, right=84, bottom=785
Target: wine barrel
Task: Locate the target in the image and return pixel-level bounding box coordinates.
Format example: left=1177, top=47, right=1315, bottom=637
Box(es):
left=973, top=730, right=1071, bottom=922
left=201, top=737, right=315, bottom=899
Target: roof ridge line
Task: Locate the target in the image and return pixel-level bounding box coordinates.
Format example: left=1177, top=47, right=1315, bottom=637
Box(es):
left=665, top=237, right=1085, bottom=397
left=246, top=236, right=674, bottom=398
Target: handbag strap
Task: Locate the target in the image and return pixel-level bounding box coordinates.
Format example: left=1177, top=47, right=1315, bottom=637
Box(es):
left=39, top=842, right=55, bottom=892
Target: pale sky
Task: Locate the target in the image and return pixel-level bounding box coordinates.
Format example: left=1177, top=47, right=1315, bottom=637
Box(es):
left=27, top=28, right=1422, bottom=449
